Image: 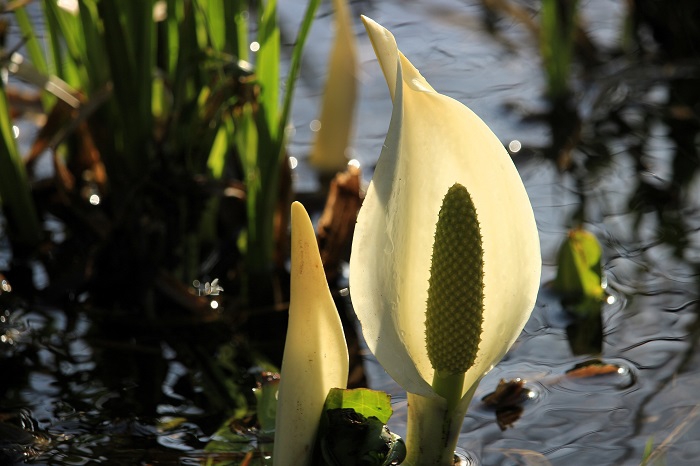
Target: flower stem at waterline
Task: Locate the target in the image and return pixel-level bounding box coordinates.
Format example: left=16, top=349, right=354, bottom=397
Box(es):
left=404, top=387, right=477, bottom=466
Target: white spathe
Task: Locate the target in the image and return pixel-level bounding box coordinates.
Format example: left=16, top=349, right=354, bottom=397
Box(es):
left=308, top=0, right=358, bottom=173
left=350, top=16, right=541, bottom=402
left=274, top=202, right=349, bottom=466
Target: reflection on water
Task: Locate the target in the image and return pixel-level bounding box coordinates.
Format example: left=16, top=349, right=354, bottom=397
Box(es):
left=319, top=0, right=700, bottom=464
left=2, top=0, right=700, bottom=464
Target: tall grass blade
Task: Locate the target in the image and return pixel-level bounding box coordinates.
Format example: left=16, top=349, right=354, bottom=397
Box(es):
left=0, top=82, right=42, bottom=249
left=202, top=0, right=226, bottom=52
left=14, top=7, right=54, bottom=109
left=276, top=0, right=320, bottom=160
left=44, top=0, right=88, bottom=87
left=256, top=0, right=280, bottom=141
left=240, top=0, right=320, bottom=280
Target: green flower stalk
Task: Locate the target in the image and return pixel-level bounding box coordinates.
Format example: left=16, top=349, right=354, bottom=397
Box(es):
left=350, top=17, right=541, bottom=465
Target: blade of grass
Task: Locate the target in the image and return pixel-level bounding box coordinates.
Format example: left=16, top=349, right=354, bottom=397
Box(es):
left=276, top=0, right=320, bottom=160
left=226, top=0, right=248, bottom=60
left=202, top=0, right=226, bottom=52
left=256, top=0, right=279, bottom=141
left=76, top=0, right=110, bottom=91
left=130, top=0, right=155, bottom=155
left=0, top=82, right=42, bottom=249
left=45, top=0, right=89, bottom=87
left=162, top=0, right=181, bottom=75
left=242, top=0, right=320, bottom=279
left=98, top=0, right=156, bottom=174
left=41, top=0, right=68, bottom=79
left=13, top=6, right=55, bottom=109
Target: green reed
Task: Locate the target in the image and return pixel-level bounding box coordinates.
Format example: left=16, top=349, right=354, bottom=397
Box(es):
left=3, top=0, right=319, bottom=297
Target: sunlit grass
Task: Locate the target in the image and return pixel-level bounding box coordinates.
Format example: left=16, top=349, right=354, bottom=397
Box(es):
left=2, top=0, right=320, bottom=301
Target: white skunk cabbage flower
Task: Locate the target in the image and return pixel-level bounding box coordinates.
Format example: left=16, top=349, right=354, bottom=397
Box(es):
left=274, top=202, right=349, bottom=466
left=349, top=17, right=541, bottom=465
left=308, top=0, right=358, bottom=173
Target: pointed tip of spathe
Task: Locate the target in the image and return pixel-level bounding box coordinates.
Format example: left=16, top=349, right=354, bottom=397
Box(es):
left=290, top=201, right=315, bottom=255
left=291, top=200, right=304, bottom=220
left=360, top=15, right=384, bottom=37
left=291, top=201, right=315, bottom=236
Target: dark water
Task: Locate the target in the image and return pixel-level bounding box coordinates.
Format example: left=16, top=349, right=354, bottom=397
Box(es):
left=286, top=0, right=700, bottom=464
left=3, top=0, right=700, bottom=464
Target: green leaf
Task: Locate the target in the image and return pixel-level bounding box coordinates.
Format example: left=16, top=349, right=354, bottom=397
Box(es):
left=276, top=0, right=320, bottom=156
left=0, top=79, right=42, bottom=248
left=553, top=228, right=605, bottom=305
left=253, top=374, right=279, bottom=433
left=203, top=0, right=227, bottom=52
left=322, top=388, right=393, bottom=425
left=14, top=7, right=54, bottom=109
left=256, top=0, right=280, bottom=140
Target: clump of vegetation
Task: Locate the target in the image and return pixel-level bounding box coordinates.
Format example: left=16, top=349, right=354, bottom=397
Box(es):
left=1, top=0, right=319, bottom=309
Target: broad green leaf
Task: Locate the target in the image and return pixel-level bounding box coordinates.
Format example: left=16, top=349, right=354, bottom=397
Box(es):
left=317, top=389, right=405, bottom=466
left=322, top=388, right=392, bottom=425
